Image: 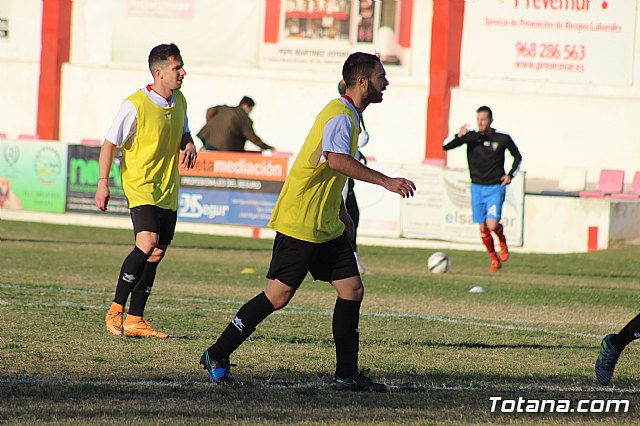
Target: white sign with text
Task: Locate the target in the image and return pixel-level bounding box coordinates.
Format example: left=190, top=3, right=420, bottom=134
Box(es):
left=400, top=165, right=525, bottom=245
left=463, top=0, right=636, bottom=85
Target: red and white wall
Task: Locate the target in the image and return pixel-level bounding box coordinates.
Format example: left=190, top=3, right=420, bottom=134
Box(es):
left=2, top=0, right=640, bottom=184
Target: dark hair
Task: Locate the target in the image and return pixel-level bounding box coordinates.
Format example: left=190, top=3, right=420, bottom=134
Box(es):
left=342, top=52, right=381, bottom=88
left=476, top=106, right=493, bottom=119
left=239, top=96, right=255, bottom=107
left=337, top=79, right=347, bottom=95
left=148, top=43, right=181, bottom=73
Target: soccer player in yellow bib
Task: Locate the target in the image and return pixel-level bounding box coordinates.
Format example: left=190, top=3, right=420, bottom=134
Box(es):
left=200, top=52, right=416, bottom=391
left=95, top=43, right=197, bottom=339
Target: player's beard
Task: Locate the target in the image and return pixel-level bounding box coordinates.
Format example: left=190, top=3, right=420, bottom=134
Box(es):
left=366, top=79, right=383, bottom=104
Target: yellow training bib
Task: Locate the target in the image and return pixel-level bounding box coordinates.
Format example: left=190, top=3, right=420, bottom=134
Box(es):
left=121, top=89, right=186, bottom=210
left=268, top=99, right=359, bottom=243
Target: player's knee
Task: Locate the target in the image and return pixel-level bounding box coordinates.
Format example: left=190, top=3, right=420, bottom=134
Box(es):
left=136, top=244, right=155, bottom=255
left=265, top=287, right=295, bottom=310
left=351, top=285, right=364, bottom=301
left=136, top=240, right=158, bottom=254
left=149, top=246, right=167, bottom=263
left=148, top=252, right=165, bottom=263
left=271, top=293, right=293, bottom=310
left=337, top=279, right=364, bottom=301
left=136, top=232, right=159, bottom=254
left=264, top=278, right=299, bottom=310
left=486, top=221, right=500, bottom=232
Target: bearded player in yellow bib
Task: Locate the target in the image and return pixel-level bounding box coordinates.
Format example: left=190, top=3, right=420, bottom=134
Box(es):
left=95, top=43, right=197, bottom=339
left=200, top=53, right=416, bottom=391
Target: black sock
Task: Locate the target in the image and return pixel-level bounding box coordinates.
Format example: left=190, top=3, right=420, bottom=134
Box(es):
left=128, top=261, right=159, bottom=317
left=333, top=297, right=361, bottom=378
left=113, top=247, right=150, bottom=307
left=208, top=292, right=275, bottom=360
left=610, top=313, right=640, bottom=351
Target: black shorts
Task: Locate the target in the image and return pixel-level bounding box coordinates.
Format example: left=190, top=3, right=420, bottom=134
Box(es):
left=130, top=205, right=177, bottom=246
left=266, top=231, right=359, bottom=290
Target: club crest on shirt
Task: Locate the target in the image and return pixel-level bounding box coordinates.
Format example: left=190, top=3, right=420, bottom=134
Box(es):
left=164, top=111, right=172, bottom=120
left=491, top=142, right=499, bottom=151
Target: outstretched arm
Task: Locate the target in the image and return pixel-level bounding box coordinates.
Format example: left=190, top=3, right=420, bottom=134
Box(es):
left=248, top=134, right=274, bottom=151
left=443, top=125, right=470, bottom=151
left=326, top=152, right=415, bottom=198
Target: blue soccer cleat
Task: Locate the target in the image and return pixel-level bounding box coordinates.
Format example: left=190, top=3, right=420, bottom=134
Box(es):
left=200, top=351, right=235, bottom=384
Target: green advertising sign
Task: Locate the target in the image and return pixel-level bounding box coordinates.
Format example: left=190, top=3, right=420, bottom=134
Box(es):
left=0, top=139, right=67, bottom=212
left=66, top=145, right=128, bottom=215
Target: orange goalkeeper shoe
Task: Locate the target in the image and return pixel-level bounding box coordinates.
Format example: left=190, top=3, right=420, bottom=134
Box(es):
left=488, top=259, right=502, bottom=273
left=105, top=303, right=124, bottom=336
left=123, top=316, right=169, bottom=339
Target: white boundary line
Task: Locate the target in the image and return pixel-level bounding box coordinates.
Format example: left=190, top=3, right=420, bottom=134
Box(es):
left=0, top=282, right=609, bottom=339
left=1, top=376, right=639, bottom=394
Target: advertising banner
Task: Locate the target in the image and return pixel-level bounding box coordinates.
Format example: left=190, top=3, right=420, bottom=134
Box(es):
left=65, top=148, right=287, bottom=227
left=178, top=188, right=279, bottom=227
left=400, top=165, right=524, bottom=245
left=178, top=152, right=287, bottom=227
left=181, top=151, right=288, bottom=181
left=0, top=139, right=67, bottom=213
left=260, top=0, right=414, bottom=73
left=66, top=145, right=128, bottom=215
left=463, top=0, right=636, bottom=85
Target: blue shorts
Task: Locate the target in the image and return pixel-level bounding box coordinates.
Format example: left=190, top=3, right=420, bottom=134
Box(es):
left=470, top=183, right=506, bottom=224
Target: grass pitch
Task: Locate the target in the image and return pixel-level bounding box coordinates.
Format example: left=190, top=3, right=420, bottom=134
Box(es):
left=1, top=219, right=640, bottom=424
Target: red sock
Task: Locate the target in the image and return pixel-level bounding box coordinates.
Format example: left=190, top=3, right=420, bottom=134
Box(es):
left=481, top=232, right=498, bottom=261
left=493, top=223, right=507, bottom=245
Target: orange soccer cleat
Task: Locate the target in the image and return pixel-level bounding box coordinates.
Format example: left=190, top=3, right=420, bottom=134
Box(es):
left=488, top=259, right=502, bottom=273
left=499, top=242, right=510, bottom=262
left=105, top=302, right=125, bottom=336
left=123, top=315, right=169, bottom=339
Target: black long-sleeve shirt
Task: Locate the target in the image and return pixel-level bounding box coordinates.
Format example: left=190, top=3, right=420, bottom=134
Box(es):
left=443, top=128, right=522, bottom=185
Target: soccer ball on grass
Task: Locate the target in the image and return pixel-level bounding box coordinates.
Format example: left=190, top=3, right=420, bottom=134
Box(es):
left=427, top=252, right=450, bottom=274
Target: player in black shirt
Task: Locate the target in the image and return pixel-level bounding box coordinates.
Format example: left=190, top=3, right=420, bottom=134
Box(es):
left=443, top=106, right=522, bottom=272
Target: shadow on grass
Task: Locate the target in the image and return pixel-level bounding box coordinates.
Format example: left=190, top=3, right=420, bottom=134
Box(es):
left=518, top=269, right=640, bottom=280
left=2, top=373, right=639, bottom=424
left=250, top=335, right=593, bottom=351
